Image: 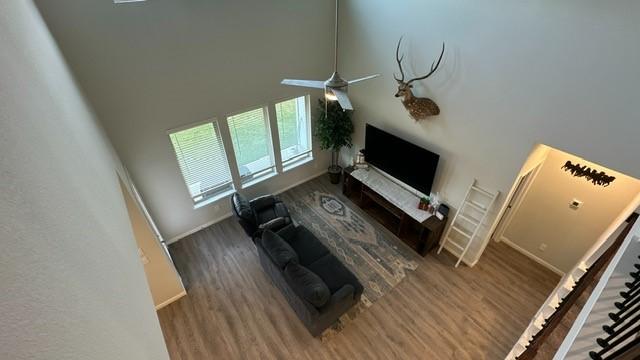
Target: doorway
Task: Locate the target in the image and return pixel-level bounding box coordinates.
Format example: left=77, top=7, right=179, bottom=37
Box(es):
left=485, top=145, right=640, bottom=275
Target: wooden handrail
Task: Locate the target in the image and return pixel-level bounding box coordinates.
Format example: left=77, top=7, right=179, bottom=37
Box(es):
left=517, top=213, right=639, bottom=359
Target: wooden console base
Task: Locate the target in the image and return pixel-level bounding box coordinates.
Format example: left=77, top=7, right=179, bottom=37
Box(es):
left=342, top=167, right=447, bottom=256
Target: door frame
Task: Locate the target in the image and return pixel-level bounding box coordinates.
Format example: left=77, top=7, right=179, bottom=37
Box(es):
left=491, top=163, right=542, bottom=242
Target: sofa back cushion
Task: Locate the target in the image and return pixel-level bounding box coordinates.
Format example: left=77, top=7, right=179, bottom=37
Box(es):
left=261, top=230, right=298, bottom=268
left=231, top=192, right=254, bottom=221
left=283, top=262, right=330, bottom=308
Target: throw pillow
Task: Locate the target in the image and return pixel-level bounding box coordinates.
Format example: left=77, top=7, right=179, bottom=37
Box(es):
left=261, top=230, right=298, bottom=268
left=283, top=262, right=330, bottom=308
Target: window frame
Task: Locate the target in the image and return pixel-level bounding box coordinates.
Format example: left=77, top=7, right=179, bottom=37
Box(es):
left=225, top=105, right=278, bottom=188
left=274, top=95, right=314, bottom=172
left=167, top=119, right=235, bottom=209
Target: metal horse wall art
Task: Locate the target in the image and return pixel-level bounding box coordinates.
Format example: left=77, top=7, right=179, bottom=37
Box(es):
left=561, top=161, right=616, bottom=187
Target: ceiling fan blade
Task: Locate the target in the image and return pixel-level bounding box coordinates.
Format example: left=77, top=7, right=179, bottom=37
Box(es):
left=331, top=88, right=353, bottom=110
left=348, top=74, right=381, bottom=85
left=281, top=79, right=326, bottom=89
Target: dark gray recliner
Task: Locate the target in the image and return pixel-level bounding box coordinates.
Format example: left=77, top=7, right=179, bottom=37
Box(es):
left=256, top=225, right=363, bottom=337
left=231, top=192, right=292, bottom=240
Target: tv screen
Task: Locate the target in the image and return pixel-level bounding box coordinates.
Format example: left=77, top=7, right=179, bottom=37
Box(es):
left=364, top=124, right=439, bottom=195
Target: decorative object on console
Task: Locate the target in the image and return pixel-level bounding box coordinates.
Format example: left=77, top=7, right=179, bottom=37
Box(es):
left=354, top=149, right=368, bottom=169
left=436, top=203, right=449, bottom=221
left=315, top=99, right=354, bottom=184
left=418, top=196, right=430, bottom=211
left=394, top=37, right=445, bottom=120
left=561, top=160, right=616, bottom=187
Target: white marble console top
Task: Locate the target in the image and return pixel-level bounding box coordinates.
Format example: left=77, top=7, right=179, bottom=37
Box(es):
left=350, top=168, right=432, bottom=223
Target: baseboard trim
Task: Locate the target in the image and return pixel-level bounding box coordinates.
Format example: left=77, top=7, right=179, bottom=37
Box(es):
left=501, top=236, right=565, bottom=276
left=166, top=212, right=233, bottom=244
left=155, top=290, right=187, bottom=311
left=166, top=170, right=328, bottom=245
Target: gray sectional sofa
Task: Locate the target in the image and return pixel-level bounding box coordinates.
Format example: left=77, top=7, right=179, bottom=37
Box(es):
left=256, top=225, right=363, bottom=336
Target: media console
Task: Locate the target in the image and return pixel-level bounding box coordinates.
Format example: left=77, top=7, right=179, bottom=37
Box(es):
left=342, top=166, right=447, bottom=256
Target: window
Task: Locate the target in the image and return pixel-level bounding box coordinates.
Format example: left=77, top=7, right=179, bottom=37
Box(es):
left=275, top=96, right=313, bottom=170
left=227, top=107, right=276, bottom=186
left=169, top=121, right=234, bottom=207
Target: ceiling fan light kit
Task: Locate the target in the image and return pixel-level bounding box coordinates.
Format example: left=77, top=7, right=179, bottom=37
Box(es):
left=281, top=0, right=380, bottom=111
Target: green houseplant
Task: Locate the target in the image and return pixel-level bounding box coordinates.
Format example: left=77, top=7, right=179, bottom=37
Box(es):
left=315, top=99, right=354, bottom=184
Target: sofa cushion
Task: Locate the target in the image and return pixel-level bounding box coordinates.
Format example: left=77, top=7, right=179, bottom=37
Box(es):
left=261, top=230, right=298, bottom=268
left=232, top=192, right=254, bottom=221
left=283, top=262, right=330, bottom=308
left=283, top=226, right=329, bottom=266
left=307, top=253, right=363, bottom=296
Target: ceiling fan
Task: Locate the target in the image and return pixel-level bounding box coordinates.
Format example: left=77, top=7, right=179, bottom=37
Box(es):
left=281, top=0, right=379, bottom=110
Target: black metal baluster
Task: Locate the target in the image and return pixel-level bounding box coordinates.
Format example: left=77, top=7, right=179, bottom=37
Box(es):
left=625, top=276, right=640, bottom=288
left=599, top=311, right=640, bottom=343
left=589, top=321, right=640, bottom=359
left=609, top=296, right=640, bottom=321
left=603, top=303, right=640, bottom=335
left=620, top=281, right=640, bottom=298
left=602, top=336, right=640, bottom=360
left=614, top=287, right=640, bottom=310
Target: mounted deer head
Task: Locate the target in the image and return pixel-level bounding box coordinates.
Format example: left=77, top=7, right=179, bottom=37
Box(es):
left=394, top=37, right=445, bottom=120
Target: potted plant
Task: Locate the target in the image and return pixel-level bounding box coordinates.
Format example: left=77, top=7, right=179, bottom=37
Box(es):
left=315, top=99, right=354, bottom=184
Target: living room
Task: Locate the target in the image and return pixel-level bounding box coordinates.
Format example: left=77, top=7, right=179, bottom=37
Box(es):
left=3, top=0, right=640, bottom=359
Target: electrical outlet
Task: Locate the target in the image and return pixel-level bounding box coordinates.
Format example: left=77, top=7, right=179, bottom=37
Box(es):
left=539, top=243, right=547, bottom=252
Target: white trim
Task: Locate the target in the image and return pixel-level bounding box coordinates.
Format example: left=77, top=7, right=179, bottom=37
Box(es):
left=272, top=170, right=328, bottom=196
left=155, top=290, right=187, bottom=311
left=492, top=164, right=542, bottom=243
left=553, top=228, right=640, bottom=358
left=166, top=212, right=233, bottom=245
left=166, top=170, right=328, bottom=244
left=501, top=236, right=565, bottom=276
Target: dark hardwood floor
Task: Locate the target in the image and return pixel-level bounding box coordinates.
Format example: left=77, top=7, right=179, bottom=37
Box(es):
left=157, top=176, right=560, bottom=359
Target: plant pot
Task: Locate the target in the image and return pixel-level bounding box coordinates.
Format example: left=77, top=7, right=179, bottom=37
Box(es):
left=328, top=165, right=342, bottom=184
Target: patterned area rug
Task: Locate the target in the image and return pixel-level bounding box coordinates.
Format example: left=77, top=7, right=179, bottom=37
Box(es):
left=281, top=191, right=419, bottom=338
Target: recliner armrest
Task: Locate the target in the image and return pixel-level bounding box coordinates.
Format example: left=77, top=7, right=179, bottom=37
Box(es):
left=258, top=217, right=290, bottom=232
left=250, top=195, right=279, bottom=212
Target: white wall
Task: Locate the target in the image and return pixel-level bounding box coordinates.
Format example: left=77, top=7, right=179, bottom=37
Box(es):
left=339, top=0, right=640, bottom=263
left=0, top=2, right=169, bottom=359
left=119, top=178, right=185, bottom=308
left=503, top=150, right=640, bottom=273
left=34, top=0, right=335, bottom=241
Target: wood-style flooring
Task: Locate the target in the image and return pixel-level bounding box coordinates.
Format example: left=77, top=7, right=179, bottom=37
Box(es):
left=158, top=176, right=560, bottom=359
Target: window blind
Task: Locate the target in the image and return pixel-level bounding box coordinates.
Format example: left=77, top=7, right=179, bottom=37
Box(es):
left=169, top=121, right=233, bottom=204
left=275, top=96, right=312, bottom=167
left=227, top=107, right=275, bottom=182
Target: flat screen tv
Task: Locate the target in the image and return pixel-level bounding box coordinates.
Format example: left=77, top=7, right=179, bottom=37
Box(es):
left=364, top=124, right=439, bottom=195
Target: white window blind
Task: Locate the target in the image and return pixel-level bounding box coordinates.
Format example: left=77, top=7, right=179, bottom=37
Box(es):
left=227, top=107, right=276, bottom=185
left=169, top=121, right=234, bottom=205
left=275, top=96, right=312, bottom=169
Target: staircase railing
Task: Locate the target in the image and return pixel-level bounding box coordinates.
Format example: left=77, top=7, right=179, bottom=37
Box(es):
left=507, top=213, right=639, bottom=359
left=587, top=254, right=640, bottom=359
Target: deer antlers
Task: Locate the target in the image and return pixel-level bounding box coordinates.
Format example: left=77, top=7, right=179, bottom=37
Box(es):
left=394, top=37, right=445, bottom=85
